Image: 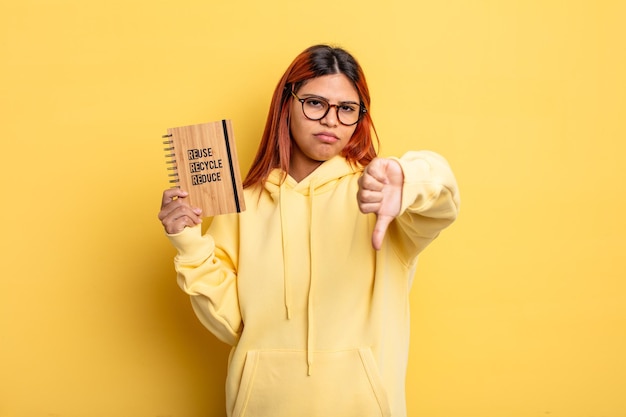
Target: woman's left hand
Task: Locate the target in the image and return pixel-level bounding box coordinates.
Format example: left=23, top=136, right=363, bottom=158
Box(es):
left=357, top=158, right=404, bottom=250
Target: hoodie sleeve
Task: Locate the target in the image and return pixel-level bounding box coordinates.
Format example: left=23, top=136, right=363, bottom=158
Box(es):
left=387, top=150, right=460, bottom=263
left=167, top=221, right=242, bottom=345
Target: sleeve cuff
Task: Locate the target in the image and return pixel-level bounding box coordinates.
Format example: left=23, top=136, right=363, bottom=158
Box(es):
left=391, top=150, right=461, bottom=216
left=166, top=224, right=215, bottom=262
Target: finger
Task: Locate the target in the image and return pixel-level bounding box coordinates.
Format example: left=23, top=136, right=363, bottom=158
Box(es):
left=165, top=216, right=199, bottom=234
left=159, top=189, right=202, bottom=220
left=161, top=188, right=189, bottom=209
left=365, top=158, right=391, bottom=184
left=159, top=198, right=203, bottom=230
left=160, top=201, right=202, bottom=221
left=158, top=196, right=186, bottom=221
left=359, top=172, right=385, bottom=193
left=358, top=167, right=385, bottom=191
left=357, top=188, right=383, bottom=205
left=371, top=214, right=394, bottom=250
left=162, top=207, right=203, bottom=233
left=358, top=202, right=381, bottom=215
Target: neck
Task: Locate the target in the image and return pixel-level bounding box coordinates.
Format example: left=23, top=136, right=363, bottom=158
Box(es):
left=289, top=160, right=323, bottom=182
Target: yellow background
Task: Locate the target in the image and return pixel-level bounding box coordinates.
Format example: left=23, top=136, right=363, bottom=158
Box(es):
left=1, top=1, right=625, bottom=416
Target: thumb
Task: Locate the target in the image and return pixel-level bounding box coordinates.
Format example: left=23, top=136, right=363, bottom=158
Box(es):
left=372, top=214, right=394, bottom=250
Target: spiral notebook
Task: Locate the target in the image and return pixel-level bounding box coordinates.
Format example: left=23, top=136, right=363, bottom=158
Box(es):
left=163, top=120, right=246, bottom=217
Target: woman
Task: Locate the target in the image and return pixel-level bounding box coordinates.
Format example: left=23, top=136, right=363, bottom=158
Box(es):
left=159, top=44, right=460, bottom=417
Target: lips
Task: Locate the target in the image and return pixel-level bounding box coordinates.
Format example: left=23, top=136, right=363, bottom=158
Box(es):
left=314, top=132, right=339, bottom=143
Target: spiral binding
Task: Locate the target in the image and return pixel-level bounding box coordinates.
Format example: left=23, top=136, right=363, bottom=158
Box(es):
left=162, top=134, right=180, bottom=187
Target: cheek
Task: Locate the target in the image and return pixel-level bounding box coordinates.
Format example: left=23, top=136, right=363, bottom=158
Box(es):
left=344, top=125, right=358, bottom=141
left=289, top=110, right=310, bottom=139
left=289, top=117, right=303, bottom=140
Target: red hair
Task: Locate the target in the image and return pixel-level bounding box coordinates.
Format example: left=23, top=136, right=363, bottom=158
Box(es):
left=243, top=44, right=379, bottom=189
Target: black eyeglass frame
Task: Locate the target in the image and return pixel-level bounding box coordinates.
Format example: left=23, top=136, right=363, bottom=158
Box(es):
left=291, top=91, right=367, bottom=126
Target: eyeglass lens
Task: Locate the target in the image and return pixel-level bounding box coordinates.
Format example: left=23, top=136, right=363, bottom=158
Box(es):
left=301, top=97, right=362, bottom=126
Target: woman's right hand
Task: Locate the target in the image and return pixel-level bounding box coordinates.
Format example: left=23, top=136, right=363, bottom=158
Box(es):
left=158, top=188, right=203, bottom=234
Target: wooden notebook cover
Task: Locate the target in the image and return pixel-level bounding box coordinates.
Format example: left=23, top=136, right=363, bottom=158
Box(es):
left=164, top=120, right=245, bottom=217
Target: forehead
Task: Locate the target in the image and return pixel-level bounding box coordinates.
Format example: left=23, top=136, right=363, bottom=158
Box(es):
left=298, top=74, right=359, bottom=102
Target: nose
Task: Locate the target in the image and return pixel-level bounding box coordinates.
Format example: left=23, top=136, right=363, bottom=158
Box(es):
left=320, top=105, right=339, bottom=127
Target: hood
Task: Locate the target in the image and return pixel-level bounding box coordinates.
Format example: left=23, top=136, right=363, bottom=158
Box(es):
left=264, top=155, right=361, bottom=198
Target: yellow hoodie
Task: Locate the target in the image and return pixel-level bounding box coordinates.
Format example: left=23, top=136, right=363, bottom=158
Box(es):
left=167, top=151, right=460, bottom=417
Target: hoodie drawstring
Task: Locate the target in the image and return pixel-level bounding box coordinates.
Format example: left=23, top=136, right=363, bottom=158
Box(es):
left=306, top=181, right=315, bottom=376
left=279, top=179, right=316, bottom=376
left=279, top=182, right=292, bottom=320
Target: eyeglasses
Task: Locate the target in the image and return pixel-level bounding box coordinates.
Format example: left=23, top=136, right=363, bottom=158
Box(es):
left=291, top=91, right=367, bottom=126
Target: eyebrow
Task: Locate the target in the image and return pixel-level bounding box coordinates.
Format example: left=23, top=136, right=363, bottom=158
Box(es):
left=299, top=93, right=360, bottom=105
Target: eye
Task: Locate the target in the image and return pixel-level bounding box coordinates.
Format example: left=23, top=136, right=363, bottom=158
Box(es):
left=339, top=103, right=359, bottom=113
left=304, top=98, right=327, bottom=109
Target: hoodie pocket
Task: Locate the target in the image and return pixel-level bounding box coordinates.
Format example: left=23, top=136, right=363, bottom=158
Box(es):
left=232, top=348, right=391, bottom=417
